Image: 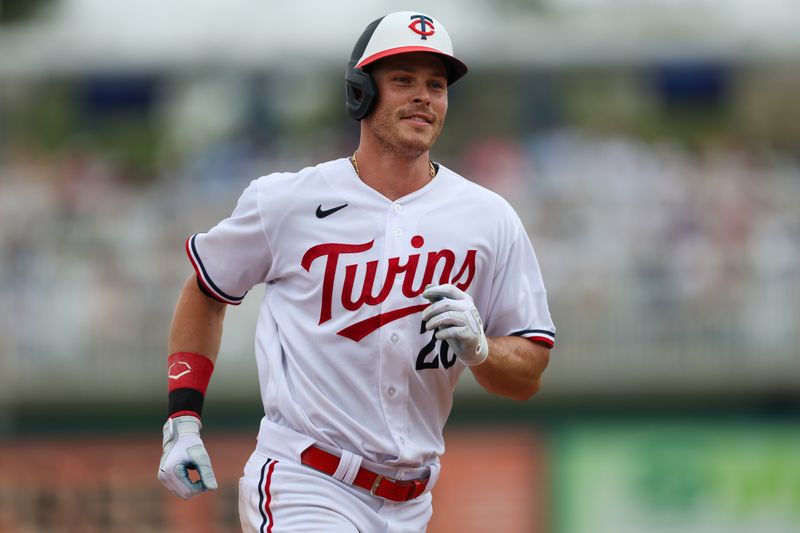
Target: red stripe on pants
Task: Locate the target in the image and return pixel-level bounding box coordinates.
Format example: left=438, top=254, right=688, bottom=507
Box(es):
left=263, top=460, right=277, bottom=533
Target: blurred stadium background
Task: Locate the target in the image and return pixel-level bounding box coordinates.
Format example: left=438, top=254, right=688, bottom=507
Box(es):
left=1, top=0, right=799, bottom=531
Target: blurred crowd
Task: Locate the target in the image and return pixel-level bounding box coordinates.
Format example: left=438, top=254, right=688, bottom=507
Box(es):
left=462, top=132, right=799, bottom=383
left=0, top=65, right=800, bottom=402
left=2, top=122, right=798, bottom=402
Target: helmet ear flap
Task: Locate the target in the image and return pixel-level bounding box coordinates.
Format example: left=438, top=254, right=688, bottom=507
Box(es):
left=345, top=17, right=383, bottom=121
left=345, top=61, right=376, bottom=121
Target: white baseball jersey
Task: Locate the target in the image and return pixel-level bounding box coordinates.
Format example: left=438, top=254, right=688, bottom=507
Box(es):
left=186, top=157, right=555, bottom=469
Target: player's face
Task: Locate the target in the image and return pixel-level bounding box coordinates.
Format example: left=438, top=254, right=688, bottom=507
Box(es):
left=365, top=53, right=448, bottom=158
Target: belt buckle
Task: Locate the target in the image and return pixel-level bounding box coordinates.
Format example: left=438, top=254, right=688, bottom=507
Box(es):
left=370, top=474, right=426, bottom=501
left=370, top=474, right=386, bottom=496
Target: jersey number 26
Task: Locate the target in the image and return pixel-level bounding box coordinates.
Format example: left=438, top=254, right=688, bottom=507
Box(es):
left=416, top=321, right=456, bottom=370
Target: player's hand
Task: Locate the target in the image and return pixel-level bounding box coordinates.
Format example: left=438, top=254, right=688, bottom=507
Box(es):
left=422, top=284, right=489, bottom=366
left=158, top=415, right=218, bottom=499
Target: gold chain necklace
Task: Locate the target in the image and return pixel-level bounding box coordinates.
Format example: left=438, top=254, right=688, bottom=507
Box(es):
left=350, top=152, right=436, bottom=179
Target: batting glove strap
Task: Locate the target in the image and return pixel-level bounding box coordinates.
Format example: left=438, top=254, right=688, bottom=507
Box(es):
left=158, top=416, right=218, bottom=500
left=422, top=284, right=489, bottom=367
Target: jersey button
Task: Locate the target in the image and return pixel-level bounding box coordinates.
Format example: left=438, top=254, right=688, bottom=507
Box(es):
left=387, top=387, right=396, bottom=397
left=394, top=228, right=403, bottom=237
left=390, top=334, right=399, bottom=344
left=394, top=204, right=403, bottom=213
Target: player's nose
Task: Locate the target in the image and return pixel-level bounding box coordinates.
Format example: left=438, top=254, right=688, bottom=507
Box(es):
left=411, top=85, right=432, bottom=105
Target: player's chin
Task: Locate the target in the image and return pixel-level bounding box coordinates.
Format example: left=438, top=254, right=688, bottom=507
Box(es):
left=398, top=128, right=440, bottom=152
left=397, top=137, right=435, bottom=156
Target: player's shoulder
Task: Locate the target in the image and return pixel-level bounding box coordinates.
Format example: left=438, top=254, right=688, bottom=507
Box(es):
left=243, top=158, right=349, bottom=207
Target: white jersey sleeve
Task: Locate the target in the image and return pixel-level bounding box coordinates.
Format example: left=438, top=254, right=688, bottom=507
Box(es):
left=186, top=179, right=272, bottom=304
left=483, top=217, right=555, bottom=347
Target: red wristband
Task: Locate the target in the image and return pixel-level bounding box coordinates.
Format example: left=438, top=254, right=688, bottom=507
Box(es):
left=168, top=352, right=215, bottom=395
left=167, top=352, right=214, bottom=419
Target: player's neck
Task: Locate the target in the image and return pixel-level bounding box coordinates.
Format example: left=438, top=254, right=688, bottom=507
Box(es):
left=352, top=143, right=434, bottom=202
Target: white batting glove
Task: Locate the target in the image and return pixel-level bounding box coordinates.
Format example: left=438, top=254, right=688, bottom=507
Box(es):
left=422, top=284, right=489, bottom=366
left=158, top=416, right=218, bottom=499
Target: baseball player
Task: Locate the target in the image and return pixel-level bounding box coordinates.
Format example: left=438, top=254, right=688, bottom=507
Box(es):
left=158, top=11, right=555, bottom=533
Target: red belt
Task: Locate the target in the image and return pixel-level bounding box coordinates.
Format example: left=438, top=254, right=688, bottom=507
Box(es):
left=300, top=446, right=428, bottom=502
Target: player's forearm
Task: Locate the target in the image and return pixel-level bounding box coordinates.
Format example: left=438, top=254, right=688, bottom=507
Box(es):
left=168, top=275, right=228, bottom=362
left=469, top=336, right=550, bottom=401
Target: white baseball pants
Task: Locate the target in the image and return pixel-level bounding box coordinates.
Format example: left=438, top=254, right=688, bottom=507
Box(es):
left=238, top=448, right=433, bottom=532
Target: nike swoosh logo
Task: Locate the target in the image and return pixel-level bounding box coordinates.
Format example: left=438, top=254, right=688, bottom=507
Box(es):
left=316, top=203, right=348, bottom=218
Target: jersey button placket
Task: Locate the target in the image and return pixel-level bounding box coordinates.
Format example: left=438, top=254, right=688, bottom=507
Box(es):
left=393, top=204, right=404, bottom=237
left=380, top=202, right=410, bottom=456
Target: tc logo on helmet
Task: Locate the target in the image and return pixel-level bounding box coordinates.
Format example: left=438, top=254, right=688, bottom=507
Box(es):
left=408, top=14, right=435, bottom=40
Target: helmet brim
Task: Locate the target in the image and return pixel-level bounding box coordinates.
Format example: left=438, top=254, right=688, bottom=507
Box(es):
left=356, top=46, right=469, bottom=86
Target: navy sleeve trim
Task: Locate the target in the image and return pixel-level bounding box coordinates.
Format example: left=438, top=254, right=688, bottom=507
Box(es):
left=511, top=329, right=555, bottom=348
left=185, top=235, right=246, bottom=305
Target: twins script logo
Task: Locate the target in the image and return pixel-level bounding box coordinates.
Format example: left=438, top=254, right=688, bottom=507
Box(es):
left=301, top=235, right=476, bottom=341
left=408, top=14, right=435, bottom=40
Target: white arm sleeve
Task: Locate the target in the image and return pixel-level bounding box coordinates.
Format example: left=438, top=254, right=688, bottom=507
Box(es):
left=484, top=221, right=556, bottom=347
left=185, top=179, right=272, bottom=304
